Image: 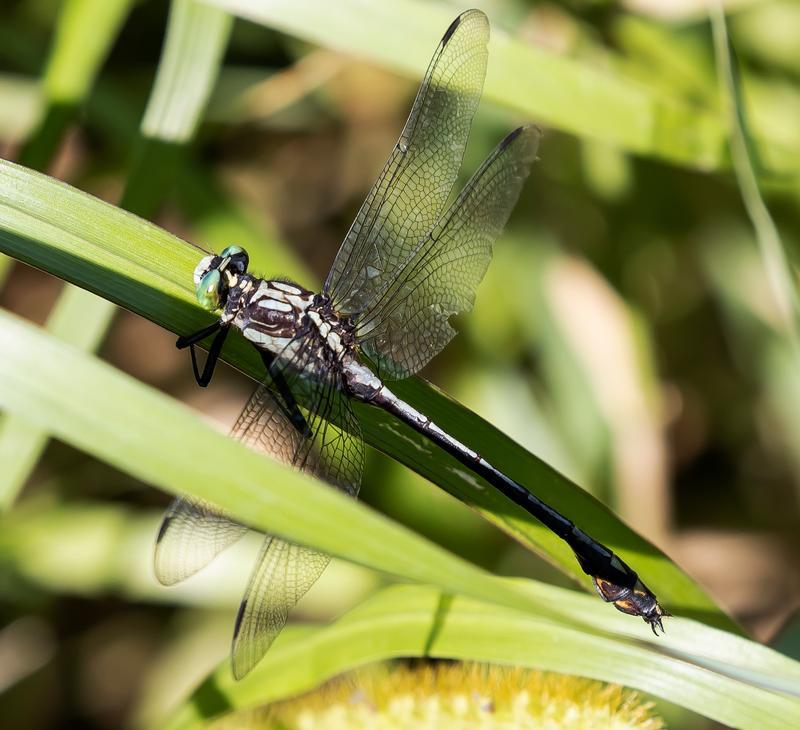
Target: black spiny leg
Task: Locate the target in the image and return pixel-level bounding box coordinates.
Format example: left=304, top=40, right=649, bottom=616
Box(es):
left=177, top=322, right=228, bottom=387
left=260, top=352, right=312, bottom=438
left=176, top=321, right=221, bottom=349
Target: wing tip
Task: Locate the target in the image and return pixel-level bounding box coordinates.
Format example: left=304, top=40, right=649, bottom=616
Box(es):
left=442, top=15, right=461, bottom=45
left=443, top=9, right=489, bottom=46
left=153, top=515, right=177, bottom=586
left=231, top=653, right=251, bottom=681
left=153, top=557, right=180, bottom=587
left=498, top=125, right=542, bottom=160
left=501, top=124, right=542, bottom=144
left=155, top=515, right=171, bottom=544
left=233, top=598, right=248, bottom=639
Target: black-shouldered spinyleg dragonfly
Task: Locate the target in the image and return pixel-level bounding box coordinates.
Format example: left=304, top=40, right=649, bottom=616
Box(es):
left=154, top=8, right=667, bottom=680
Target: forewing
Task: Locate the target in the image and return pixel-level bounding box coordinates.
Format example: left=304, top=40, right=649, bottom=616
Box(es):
left=357, top=125, right=540, bottom=378
left=230, top=350, right=364, bottom=678
left=324, top=9, right=488, bottom=315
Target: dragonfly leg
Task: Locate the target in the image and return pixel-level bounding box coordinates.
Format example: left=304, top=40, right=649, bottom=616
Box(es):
left=176, top=321, right=221, bottom=349
left=260, top=352, right=312, bottom=438
left=186, top=326, right=228, bottom=387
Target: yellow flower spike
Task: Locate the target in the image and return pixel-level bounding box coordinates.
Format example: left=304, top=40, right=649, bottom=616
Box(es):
left=211, top=663, right=665, bottom=730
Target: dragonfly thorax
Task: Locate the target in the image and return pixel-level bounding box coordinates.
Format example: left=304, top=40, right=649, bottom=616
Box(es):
left=231, top=277, right=358, bottom=373
left=230, top=277, right=315, bottom=350
left=305, top=296, right=356, bottom=358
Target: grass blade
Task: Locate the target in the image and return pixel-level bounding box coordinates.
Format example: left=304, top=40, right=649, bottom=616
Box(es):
left=142, top=0, right=233, bottom=143
left=161, top=584, right=800, bottom=730
left=17, top=0, right=134, bottom=170
left=710, top=5, right=800, bottom=348
left=1, top=0, right=134, bottom=507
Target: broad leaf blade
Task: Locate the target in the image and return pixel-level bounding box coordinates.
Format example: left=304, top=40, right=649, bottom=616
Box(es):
left=161, top=584, right=800, bottom=730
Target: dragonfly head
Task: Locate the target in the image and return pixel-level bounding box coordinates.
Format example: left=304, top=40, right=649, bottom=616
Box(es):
left=193, top=246, right=250, bottom=311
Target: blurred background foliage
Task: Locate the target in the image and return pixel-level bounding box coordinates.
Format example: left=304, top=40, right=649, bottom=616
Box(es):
left=0, top=0, right=799, bottom=728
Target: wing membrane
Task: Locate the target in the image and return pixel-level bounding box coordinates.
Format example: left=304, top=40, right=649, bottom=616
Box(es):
left=357, top=125, right=540, bottom=378
left=231, top=536, right=330, bottom=679
left=154, top=334, right=364, bottom=679
left=154, top=497, right=247, bottom=586
left=324, top=9, right=489, bottom=316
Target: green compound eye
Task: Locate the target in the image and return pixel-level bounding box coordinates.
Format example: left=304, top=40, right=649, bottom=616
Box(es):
left=221, top=245, right=244, bottom=258
left=220, top=245, right=249, bottom=275
left=196, top=269, right=221, bottom=310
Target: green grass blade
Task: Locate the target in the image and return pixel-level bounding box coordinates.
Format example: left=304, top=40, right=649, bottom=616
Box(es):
left=0, top=306, right=589, bottom=628
left=0, top=308, right=797, bottom=729
left=141, top=0, right=233, bottom=143
left=0, top=157, right=733, bottom=630
left=710, top=7, right=800, bottom=348
left=207, top=0, right=737, bottom=171
left=18, top=0, right=134, bottom=170
left=161, top=584, right=800, bottom=730
left=1, top=0, right=133, bottom=508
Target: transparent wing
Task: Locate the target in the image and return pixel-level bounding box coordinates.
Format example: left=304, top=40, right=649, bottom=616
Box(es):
left=231, top=537, right=328, bottom=679
left=324, top=9, right=489, bottom=315
left=153, top=374, right=305, bottom=586
left=230, top=342, right=364, bottom=679
left=154, top=497, right=247, bottom=586
left=356, top=125, right=540, bottom=378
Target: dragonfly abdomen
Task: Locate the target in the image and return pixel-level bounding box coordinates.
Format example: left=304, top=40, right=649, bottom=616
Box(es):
left=368, top=383, right=667, bottom=633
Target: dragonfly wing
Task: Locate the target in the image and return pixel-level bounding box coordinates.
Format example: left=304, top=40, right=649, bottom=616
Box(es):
left=357, top=125, right=540, bottom=378
left=153, top=361, right=308, bottom=586
left=231, top=536, right=330, bottom=680
left=154, top=497, right=247, bottom=586
left=324, top=9, right=489, bottom=316
left=230, top=347, right=364, bottom=678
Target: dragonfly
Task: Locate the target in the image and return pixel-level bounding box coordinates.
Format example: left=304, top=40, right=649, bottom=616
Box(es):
left=154, top=9, right=667, bottom=680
